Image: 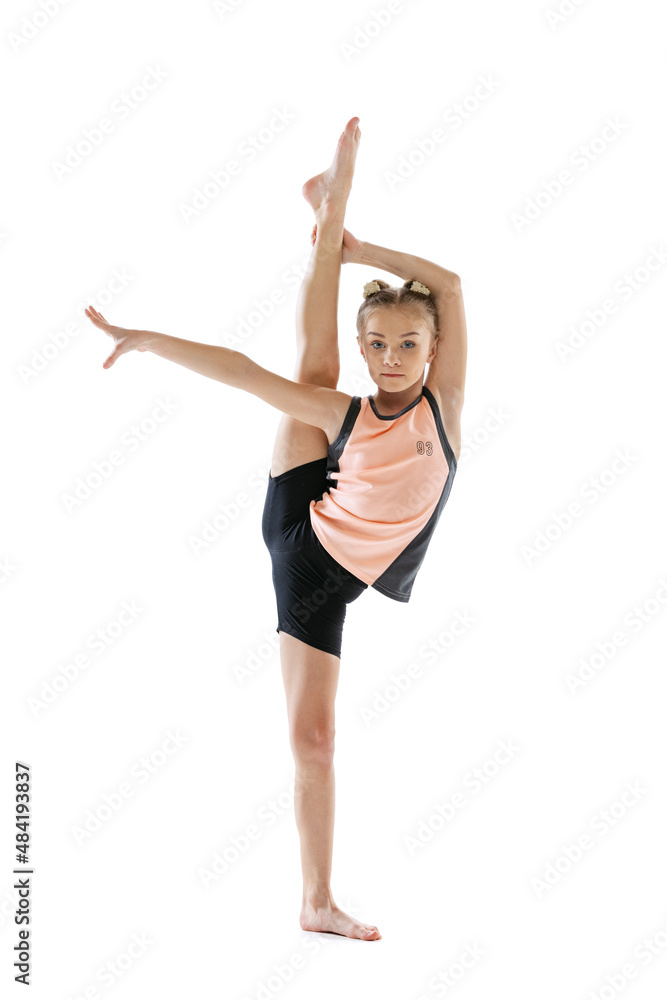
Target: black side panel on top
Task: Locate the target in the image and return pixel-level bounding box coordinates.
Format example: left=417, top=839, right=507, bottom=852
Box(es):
left=372, top=387, right=458, bottom=602
left=326, top=395, right=362, bottom=491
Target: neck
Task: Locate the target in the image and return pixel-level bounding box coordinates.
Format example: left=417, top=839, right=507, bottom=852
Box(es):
left=371, top=378, right=424, bottom=414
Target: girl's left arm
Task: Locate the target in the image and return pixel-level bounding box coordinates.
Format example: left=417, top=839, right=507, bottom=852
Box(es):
left=350, top=239, right=467, bottom=405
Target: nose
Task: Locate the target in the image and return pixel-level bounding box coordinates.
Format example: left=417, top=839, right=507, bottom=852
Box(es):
left=383, top=352, right=401, bottom=366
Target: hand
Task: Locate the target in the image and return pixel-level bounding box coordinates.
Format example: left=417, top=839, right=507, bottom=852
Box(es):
left=310, top=224, right=364, bottom=264
left=84, top=306, right=147, bottom=369
left=342, top=227, right=364, bottom=265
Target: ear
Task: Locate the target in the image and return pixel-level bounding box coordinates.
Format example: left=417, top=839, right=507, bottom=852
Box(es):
left=426, top=337, right=438, bottom=364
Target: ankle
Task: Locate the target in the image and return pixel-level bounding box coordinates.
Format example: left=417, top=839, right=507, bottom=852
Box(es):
left=303, top=882, right=334, bottom=908
left=315, top=197, right=347, bottom=226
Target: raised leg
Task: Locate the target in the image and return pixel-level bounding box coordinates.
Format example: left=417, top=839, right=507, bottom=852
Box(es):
left=270, top=117, right=361, bottom=478
left=280, top=631, right=381, bottom=940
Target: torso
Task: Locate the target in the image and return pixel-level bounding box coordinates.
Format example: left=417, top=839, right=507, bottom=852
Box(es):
left=311, top=385, right=458, bottom=601
left=325, top=385, right=461, bottom=463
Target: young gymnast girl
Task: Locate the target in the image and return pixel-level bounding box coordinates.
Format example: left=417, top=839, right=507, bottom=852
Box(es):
left=85, top=116, right=467, bottom=941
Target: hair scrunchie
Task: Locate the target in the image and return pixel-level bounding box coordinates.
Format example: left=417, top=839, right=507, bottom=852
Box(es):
left=362, top=280, right=383, bottom=298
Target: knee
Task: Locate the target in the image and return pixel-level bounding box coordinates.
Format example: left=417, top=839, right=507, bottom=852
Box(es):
left=290, top=721, right=336, bottom=767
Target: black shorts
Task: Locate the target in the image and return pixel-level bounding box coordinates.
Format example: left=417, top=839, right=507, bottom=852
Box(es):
left=261, top=457, right=368, bottom=659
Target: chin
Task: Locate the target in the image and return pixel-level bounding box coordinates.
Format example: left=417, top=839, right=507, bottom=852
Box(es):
left=378, top=375, right=409, bottom=387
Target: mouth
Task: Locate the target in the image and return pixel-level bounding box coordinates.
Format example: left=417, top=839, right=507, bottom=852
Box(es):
left=381, top=374, right=404, bottom=378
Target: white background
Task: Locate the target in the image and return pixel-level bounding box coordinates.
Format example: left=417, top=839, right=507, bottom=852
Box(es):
left=2, top=0, right=666, bottom=997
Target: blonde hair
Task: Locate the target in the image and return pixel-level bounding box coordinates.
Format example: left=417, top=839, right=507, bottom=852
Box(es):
left=356, top=279, right=439, bottom=339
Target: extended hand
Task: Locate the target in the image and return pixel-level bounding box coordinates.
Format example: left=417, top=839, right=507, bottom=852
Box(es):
left=342, top=227, right=363, bottom=265
left=84, top=305, right=147, bottom=369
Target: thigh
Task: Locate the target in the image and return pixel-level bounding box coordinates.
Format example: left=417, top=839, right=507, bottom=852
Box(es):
left=280, top=632, right=340, bottom=748
left=270, top=362, right=338, bottom=478
left=262, top=457, right=329, bottom=553
left=270, top=413, right=329, bottom=479
left=262, top=457, right=368, bottom=661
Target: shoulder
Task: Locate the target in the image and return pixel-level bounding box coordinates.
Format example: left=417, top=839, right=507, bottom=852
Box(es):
left=324, top=390, right=358, bottom=446
left=422, top=384, right=462, bottom=465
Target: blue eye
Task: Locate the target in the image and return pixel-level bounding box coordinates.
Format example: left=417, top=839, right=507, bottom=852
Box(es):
left=370, top=341, right=416, bottom=349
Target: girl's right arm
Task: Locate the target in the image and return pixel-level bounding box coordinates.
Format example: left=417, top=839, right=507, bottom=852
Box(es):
left=84, top=305, right=351, bottom=442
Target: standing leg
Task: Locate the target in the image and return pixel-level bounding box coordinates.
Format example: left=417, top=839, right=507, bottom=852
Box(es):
left=270, top=116, right=361, bottom=478
left=267, top=117, right=380, bottom=939
left=280, top=632, right=381, bottom=940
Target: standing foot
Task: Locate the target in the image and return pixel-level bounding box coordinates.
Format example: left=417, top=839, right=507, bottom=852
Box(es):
left=301, top=117, right=361, bottom=215
left=300, top=888, right=381, bottom=941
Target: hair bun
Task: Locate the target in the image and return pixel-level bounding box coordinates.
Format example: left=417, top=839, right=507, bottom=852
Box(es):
left=404, top=279, right=431, bottom=297
left=362, top=279, right=390, bottom=299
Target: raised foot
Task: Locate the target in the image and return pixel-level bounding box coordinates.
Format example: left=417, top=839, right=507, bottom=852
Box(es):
left=300, top=898, right=381, bottom=941
left=302, top=117, right=361, bottom=213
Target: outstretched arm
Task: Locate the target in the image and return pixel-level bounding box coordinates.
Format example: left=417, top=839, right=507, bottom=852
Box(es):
left=346, top=235, right=467, bottom=405
left=84, top=307, right=351, bottom=442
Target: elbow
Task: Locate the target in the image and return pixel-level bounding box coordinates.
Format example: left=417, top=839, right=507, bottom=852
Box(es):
left=436, top=272, right=462, bottom=298
left=441, top=385, right=465, bottom=413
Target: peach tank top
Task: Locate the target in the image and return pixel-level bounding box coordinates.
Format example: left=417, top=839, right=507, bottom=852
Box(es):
left=309, top=385, right=457, bottom=602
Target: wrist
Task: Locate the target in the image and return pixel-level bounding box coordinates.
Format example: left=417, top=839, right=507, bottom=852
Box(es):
left=137, top=329, right=160, bottom=352
left=356, top=240, right=376, bottom=266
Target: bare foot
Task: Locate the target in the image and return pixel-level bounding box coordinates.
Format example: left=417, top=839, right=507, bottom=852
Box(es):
left=300, top=890, right=381, bottom=941
left=301, top=117, right=361, bottom=214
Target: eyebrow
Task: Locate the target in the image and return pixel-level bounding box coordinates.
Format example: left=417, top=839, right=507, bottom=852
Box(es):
left=364, top=330, right=422, bottom=337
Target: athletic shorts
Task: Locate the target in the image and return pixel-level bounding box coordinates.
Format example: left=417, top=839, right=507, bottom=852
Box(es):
left=261, top=457, right=368, bottom=659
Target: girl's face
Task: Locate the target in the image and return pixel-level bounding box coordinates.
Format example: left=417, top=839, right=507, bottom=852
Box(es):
left=357, top=307, right=437, bottom=391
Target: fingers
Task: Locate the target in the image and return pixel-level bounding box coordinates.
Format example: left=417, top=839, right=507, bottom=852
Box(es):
left=85, top=305, right=109, bottom=325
